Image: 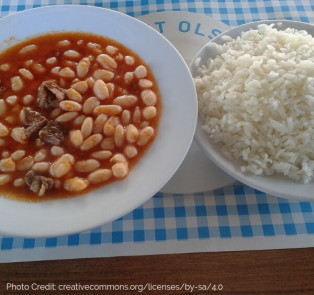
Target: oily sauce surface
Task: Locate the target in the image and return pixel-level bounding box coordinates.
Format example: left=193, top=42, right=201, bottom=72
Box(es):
left=0, top=32, right=161, bottom=202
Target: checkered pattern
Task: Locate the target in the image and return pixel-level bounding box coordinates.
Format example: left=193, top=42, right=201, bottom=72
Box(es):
left=1, top=183, right=313, bottom=251
left=0, top=1, right=313, bottom=258
left=0, top=0, right=313, bottom=24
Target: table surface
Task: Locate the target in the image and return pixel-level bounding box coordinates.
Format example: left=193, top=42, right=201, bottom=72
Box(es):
left=0, top=1, right=314, bottom=294
left=1, top=248, right=313, bottom=294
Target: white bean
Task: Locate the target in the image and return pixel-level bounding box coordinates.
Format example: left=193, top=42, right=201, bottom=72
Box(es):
left=0, top=63, right=10, bottom=71
left=19, top=44, right=37, bottom=55
left=2, top=151, right=9, bottom=158
left=0, top=123, right=9, bottom=137
left=124, top=72, right=134, bottom=84
left=64, top=50, right=81, bottom=59
left=142, top=106, right=157, bottom=120
left=112, top=162, right=128, bottom=179
left=137, top=126, right=154, bottom=146
left=81, top=117, right=93, bottom=138
left=106, top=83, right=115, bottom=97
left=75, top=159, right=100, bottom=173
left=140, top=121, right=148, bottom=128
left=24, top=60, right=33, bottom=68
left=64, top=60, right=77, bottom=69
left=11, top=76, right=24, bottom=92
left=51, top=66, right=61, bottom=76
left=59, top=67, right=75, bottom=79
left=106, top=45, right=118, bottom=55
left=93, top=105, right=122, bottom=116
left=59, top=78, right=67, bottom=88
left=133, top=106, right=141, bottom=124
left=0, top=174, right=11, bottom=185
left=134, top=65, right=147, bottom=78
left=60, top=154, right=75, bottom=165
left=49, top=156, right=73, bottom=178
left=93, top=114, right=108, bottom=134
left=50, top=108, right=62, bottom=119
left=0, top=158, right=15, bottom=172
left=139, top=79, right=153, bottom=88
left=85, top=77, right=95, bottom=88
left=59, top=100, right=82, bottom=112
left=80, top=134, right=103, bottom=151
left=32, top=162, right=50, bottom=173
left=69, top=130, right=84, bottom=147
left=5, top=116, right=15, bottom=125
left=72, top=78, right=80, bottom=84
left=13, top=178, right=24, bottom=187
left=114, top=125, right=125, bottom=148
left=100, top=137, right=114, bottom=150
left=51, top=146, right=64, bottom=157
left=124, top=56, right=135, bottom=65
left=110, top=153, right=127, bottom=164
left=56, top=112, right=78, bottom=122
left=93, top=79, right=109, bottom=100
left=23, top=94, right=34, bottom=105
left=83, top=96, right=100, bottom=115
left=113, top=95, right=137, bottom=108
left=64, top=177, right=89, bottom=192
left=103, top=116, right=119, bottom=136
left=73, top=114, right=86, bottom=127
left=17, top=156, right=34, bottom=171
left=87, top=42, right=102, bottom=54
left=58, top=40, right=71, bottom=47
left=88, top=169, right=112, bottom=184
left=93, top=69, right=114, bottom=81
left=77, top=57, right=91, bottom=78
left=34, top=149, right=47, bottom=162
left=19, top=68, right=34, bottom=80
left=121, top=110, right=131, bottom=124
left=124, top=145, right=138, bottom=158
left=31, top=63, right=46, bottom=73
left=50, top=161, right=72, bottom=178
left=91, top=150, right=112, bottom=160
left=11, top=150, right=26, bottom=161
left=71, top=81, right=88, bottom=94
left=46, top=57, right=57, bottom=65
left=141, top=89, right=157, bottom=106
left=96, top=53, right=117, bottom=69
left=6, top=95, right=18, bottom=105
left=11, top=127, right=27, bottom=144
left=66, top=88, right=83, bottom=102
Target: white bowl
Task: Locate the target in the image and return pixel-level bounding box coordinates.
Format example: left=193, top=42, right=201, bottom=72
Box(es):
left=191, top=20, right=314, bottom=202
left=0, top=6, right=197, bottom=237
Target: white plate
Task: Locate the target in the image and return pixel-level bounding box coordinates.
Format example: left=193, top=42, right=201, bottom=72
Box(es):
left=0, top=6, right=197, bottom=237
left=191, top=20, right=314, bottom=201
left=138, top=12, right=235, bottom=193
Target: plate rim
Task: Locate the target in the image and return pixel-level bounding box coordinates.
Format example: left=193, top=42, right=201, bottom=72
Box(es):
left=0, top=5, right=198, bottom=237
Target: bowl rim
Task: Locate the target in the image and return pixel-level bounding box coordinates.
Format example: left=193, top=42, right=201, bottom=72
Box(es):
left=191, top=19, right=314, bottom=202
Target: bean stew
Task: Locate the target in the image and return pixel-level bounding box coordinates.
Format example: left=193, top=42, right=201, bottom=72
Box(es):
left=0, top=32, right=161, bottom=201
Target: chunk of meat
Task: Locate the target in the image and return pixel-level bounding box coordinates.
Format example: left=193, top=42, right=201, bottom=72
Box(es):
left=24, top=108, right=48, bottom=139
left=39, top=121, right=66, bottom=146
left=25, top=170, right=54, bottom=196
left=37, top=80, right=65, bottom=109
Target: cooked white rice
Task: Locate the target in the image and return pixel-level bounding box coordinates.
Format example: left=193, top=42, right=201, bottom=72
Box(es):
left=194, top=24, right=314, bottom=183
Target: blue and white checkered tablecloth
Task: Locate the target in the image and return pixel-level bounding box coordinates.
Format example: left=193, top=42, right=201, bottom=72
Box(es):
left=0, top=0, right=313, bottom=263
